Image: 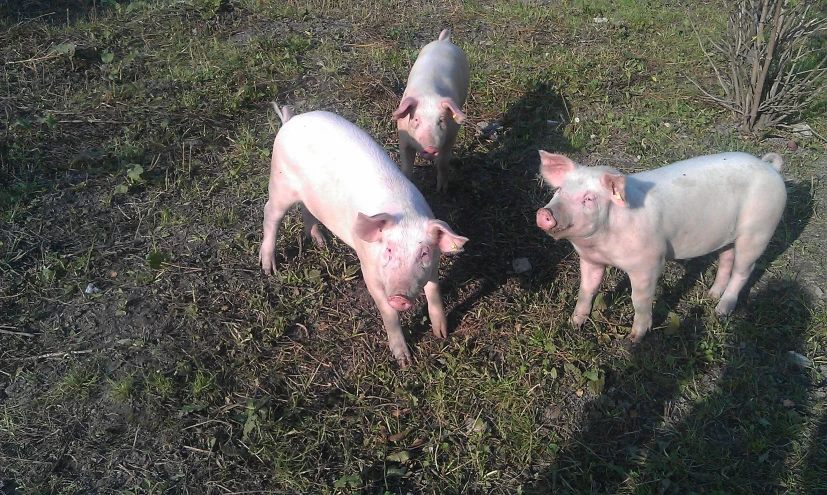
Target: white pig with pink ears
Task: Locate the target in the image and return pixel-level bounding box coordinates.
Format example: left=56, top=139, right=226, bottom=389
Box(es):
left=536, top=151, right=786, bottom=342
left=259, top=104, right=469, bottom=366
left=394, top=28, right=470, bottom=193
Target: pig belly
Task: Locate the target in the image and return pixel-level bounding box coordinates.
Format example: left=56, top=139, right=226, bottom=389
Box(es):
left=661, top=206, right=738, bottom=260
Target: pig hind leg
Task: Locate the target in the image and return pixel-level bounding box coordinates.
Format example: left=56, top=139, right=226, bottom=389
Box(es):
left=301, top=205, right=327, bottom=247
left=260, top=180, right=299, bottom=273
left=708, top=245, right=735, bottom=299
left=714, top=232, right=774, bottom=316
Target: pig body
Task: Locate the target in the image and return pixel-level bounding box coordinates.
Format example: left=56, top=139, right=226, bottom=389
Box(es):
left=260, top=106, right=468, bottom=365
left=394, top=29, right=470, bottom=193
left=536, top=151, right=786, bottom=342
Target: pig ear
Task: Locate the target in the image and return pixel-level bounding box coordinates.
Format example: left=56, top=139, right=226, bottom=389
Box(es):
left=354, top=213, right=397, bottom=242
left=600, top=172, right=628, bottom=207
left=440, top=98, right=467, bottom=123
left=393, top=97, right=417, bottom=120
left=428, top=220, right=469, bottom=253
left=539, top=150, right=577, bottom=188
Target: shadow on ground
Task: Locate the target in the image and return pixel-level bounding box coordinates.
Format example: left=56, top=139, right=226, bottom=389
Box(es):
left=404, top=81, right=575, bottom=344
left=528, top=278, right=825, bottom=493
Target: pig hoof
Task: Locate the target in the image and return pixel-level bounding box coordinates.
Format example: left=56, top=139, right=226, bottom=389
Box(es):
left=310, top=233, right=327, bottom=248
left=308, top=225, right=327, bottom=247
left=714, top=300, right=735, bottom=317
left=390, top=344, right=413, bottom=367
left=395, top=352, right=412, bottom=368
left=707, top=287, right=724, bottom=300
left=432, top=322, right=447, bottom=339
left=259, top=253, right=276, bottom=274
left=570, top=314, right=587, bottom=328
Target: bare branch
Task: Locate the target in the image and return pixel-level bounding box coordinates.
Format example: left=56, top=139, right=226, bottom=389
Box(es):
left=690, top=0, right=827, bottom=133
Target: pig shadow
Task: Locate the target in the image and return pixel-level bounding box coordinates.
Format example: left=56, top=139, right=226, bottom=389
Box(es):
left=407, top=81, right=575, bottom=342
left=526, top=279, right=824, bottom=494
left=0, top=0, right=100, bottom=24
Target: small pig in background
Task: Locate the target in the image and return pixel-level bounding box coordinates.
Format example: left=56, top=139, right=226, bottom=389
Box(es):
left=260, top=104, right=468, bottom=366
left=394, top=28, right=470, bottom=193
left=536, top=151, right=787, bottom=342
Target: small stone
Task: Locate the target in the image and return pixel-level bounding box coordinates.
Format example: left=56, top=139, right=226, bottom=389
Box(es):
left=788, top=350, right=812, bottom=369
left=782, top=399, right=795, bottom=408
left=85, top=283, right=101, bottom=295
left=786, top=140, right=798, bottom=151
left=512, top=258, right=532, bottom=274
left=790, top=123, right=813, bottom=137
left=544, top=405, right=562, bottom=421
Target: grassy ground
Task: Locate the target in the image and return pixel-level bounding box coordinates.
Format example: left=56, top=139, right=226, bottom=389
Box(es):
left=1, top=0, right=826, bottom=493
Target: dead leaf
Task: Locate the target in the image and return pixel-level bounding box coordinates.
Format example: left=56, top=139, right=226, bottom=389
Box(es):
left=388, top=428, right=411, bottom=443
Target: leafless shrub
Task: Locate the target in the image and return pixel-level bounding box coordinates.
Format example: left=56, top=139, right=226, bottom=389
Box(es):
left=689, top=0, right=827, bottom=134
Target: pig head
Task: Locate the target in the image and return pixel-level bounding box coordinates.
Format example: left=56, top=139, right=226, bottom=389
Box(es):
left=353, top=212, right=467, bottom=313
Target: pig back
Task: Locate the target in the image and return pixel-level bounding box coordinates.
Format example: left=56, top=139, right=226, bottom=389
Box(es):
left=628, top=152, right=786, bottom=259
left=405, top=40, right=470, bottom=103
left=275, top=111, right=432, bottom=246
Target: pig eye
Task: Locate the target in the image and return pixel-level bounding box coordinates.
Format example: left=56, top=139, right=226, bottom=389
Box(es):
left=419, top=246, right=431, bottom=266
left=411, top=116, right=420, bottom=128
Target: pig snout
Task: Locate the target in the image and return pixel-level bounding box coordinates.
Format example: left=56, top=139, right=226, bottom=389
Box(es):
left=388, top=295, right=414, bottom=311
left=419, top=147, right=440, bottom=161
left=536, top=208, right=557, bottom=231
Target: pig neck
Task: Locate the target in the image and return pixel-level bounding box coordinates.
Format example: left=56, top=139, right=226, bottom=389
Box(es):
left=569, top=182, right=652, bottom=264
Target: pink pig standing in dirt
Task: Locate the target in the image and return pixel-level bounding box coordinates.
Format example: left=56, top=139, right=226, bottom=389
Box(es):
left=259, top=104, right=468, bottom=366
left=394, top=28, right=470, bottom=193
left=536, top=151, right=786, bottom=342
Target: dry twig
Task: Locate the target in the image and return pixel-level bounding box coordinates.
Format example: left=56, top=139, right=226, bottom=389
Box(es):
left=689, top=0, right=827, bottom=134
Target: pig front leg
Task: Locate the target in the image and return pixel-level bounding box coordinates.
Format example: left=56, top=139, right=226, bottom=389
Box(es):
left=423, top=261, right=448, bottom=339
left=361, top=264, right=412, bottom=366
left=571, top=259, right=606, bottom=327
left=398, top=135, right=416, bottom=180
left=626, top=262, right=664, bottom=343
left=435, top=130, right=458, bottom=194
